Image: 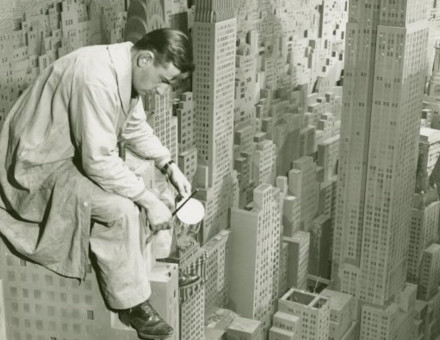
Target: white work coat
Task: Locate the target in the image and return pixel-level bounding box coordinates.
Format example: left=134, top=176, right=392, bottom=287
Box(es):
left=0, top=42, right=172, bottom=279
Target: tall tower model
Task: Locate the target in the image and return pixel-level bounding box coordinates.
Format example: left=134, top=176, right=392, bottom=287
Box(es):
left=428, top=41, right=440, bottom=97
left=332, top=0, right=429, bottom=308
left=192, top=0, right=237, bottom=243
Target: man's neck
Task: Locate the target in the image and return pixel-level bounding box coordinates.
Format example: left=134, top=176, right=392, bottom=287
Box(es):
left=131, top=85, right=139, bottom=99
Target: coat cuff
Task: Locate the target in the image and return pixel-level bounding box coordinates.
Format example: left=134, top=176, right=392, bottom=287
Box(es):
left=156, top=156, right=173, bottom=171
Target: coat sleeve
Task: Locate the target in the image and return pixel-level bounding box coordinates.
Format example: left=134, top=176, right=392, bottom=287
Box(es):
left=69, top=59, right=147, bottom=201
left=120, top=99, right=172, bottom=170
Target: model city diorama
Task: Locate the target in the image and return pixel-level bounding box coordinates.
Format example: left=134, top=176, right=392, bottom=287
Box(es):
left=0, top=0, right=439, bottom=339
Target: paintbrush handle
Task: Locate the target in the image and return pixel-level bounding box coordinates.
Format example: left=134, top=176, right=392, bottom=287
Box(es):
left=172, top=189, right=199, bottom=216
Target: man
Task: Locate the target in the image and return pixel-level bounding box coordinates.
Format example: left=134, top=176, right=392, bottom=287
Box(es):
left=0, top=28, right=194, bottom=339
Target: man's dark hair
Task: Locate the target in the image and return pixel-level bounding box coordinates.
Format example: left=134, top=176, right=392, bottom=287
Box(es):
left=134, top=28, right=195, bottom=74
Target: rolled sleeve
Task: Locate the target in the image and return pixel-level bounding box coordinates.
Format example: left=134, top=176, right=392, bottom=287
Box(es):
left=69, top=60, right=146, bottom=200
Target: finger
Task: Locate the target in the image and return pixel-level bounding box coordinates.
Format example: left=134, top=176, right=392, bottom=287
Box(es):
left=180, top=182, right=191, bottom=198
left=184, top=182, right=192, bottom=196
left=166, top=220, right=173, bottom=229
left=158, top=221, right=172, bottom=231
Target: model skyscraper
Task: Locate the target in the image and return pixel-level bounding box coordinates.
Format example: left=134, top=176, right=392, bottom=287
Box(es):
left=192, top=0, right=238, bottom=243
left=229, top=183, right=282, bottom=335
left=332, top=0, right=430, bottom=338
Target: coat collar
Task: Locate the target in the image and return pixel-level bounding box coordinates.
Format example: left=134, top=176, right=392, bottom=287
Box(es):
left=106, top=42, right=134, bottom=116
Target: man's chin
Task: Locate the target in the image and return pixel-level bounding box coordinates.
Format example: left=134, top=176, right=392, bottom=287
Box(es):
left=143, top=90, right=154, bottom=96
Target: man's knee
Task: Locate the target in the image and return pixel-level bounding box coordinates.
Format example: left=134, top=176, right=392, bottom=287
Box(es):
left=91, top=192, right=139, bottom=224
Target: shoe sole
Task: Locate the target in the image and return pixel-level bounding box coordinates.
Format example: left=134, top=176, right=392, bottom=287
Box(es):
left=138, top=333, right=173, bottom=340
left=136, top=332, right=173, bottom=340
left=120, top=315, right=173, bottom=340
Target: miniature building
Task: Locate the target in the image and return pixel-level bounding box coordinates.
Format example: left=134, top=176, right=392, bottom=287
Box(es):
left=175, top=91, right=198, bottom=184
left=234, top=39, right=258, bottom=126
left=408, top=187, right=440, bottom=284
left=332, top=6, right=430, bottom=338
left=414, top=287, right=440, bottom=340
left=427, top=41, right=440, bottom=98
left=320, top=288, right=357, bottom=340
left=359, top=284, right=418, bottom=340
left=280, top=193, right=301, bottom=238
left=204, top=307, right=237, bottom=338
left=283, top=231, right=310, bottom=291
left=277, top=288, right=330, bottom=340
left=148, top=262, right=180, bottom=340
left=226, top=316, right=262, bottom=340
left=288, top=156, right=320, bottom=230
left=229, top=183, right=282, bottom=335
left=308, top=214, right=332, bottom=279
left=278, top=241, right=289, bottom=301
left=192, top=0, right=238, bottom=243
left=268, top=311, right=301, bottom=340
left=417, top=127, right=440, bottom=192
left=144, top=88, right=179, bottom=163
left=424, top=42, right=440, bottom=130
left=252, top=138, right=277, bottom=186
left=125, top=0, right=166, bottom=43
left=0, top=235, right=178, bottom=340
left=317, top=134, right=340, bottom=184
left=162, top=242, right=207, bottom=340
left=316, top=133, right=339, bottom=252
left=417, top=244, right=440, bottom=301
left=202, top=230, right=231, bottom=314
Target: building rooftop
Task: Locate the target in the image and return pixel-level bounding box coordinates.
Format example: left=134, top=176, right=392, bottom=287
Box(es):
left=321, top=288, right=353, bottom=312
left=420, top=127, right=440, bottom=143
left=319, top=133, right=340, bottom=145
left=284, top=231, right=310, bottom=243
left=228, top=316, right=261, bottom=333
left=269, top=326, right=295, bottom=336
left=425, top=243, right=440, bottom=254
left=274, top=311, right=301, bottom=323
left=286, top=290, right=315, bottom=305
left=204, top=327, right=226, bottom=340
left=202, top=230, right=230, bottom=251
left=282, top=289, right=329, bottom=309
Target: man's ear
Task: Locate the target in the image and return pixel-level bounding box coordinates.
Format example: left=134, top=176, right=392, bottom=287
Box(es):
left=137, top=51, right=154, bottom=67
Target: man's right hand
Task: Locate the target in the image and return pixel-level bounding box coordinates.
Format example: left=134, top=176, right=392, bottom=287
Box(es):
left=136, top=191, right=173, bottom=232
left=146, top=199, right=173, bottom=232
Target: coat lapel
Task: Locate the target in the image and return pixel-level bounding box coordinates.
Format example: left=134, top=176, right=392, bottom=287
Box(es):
left=107, top=42, right=133, bottom=116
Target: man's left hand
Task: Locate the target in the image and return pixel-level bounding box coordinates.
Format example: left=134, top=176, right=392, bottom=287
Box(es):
left=167, top=163, right=192, bottom=198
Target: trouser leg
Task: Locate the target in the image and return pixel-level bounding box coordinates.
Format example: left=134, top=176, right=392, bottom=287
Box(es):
left=89, top=186, right=150, bottom=310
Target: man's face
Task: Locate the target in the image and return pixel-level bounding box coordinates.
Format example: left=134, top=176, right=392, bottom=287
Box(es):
left=132, top=50, right=181, bottom=96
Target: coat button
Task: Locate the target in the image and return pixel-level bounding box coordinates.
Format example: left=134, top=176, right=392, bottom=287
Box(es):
left=83, top=202, right=89, bottom=207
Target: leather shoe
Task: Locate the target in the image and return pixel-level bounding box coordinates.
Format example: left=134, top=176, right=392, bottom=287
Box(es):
left=119, top=300, right=173, bottom=339
left=179, top=272, right=200, bottom=288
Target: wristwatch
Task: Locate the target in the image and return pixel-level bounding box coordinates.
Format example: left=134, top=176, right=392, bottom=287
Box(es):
left=161, top=159, right=175, bottom=175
